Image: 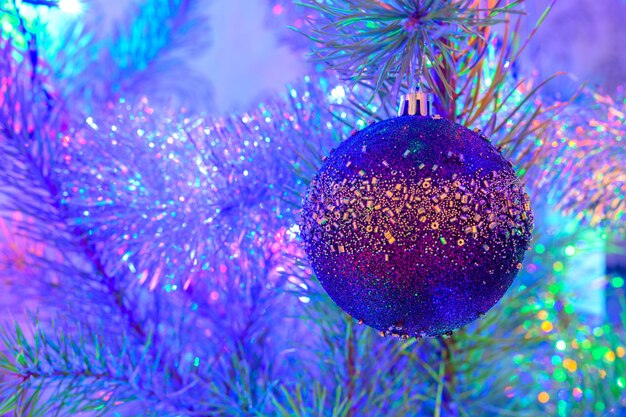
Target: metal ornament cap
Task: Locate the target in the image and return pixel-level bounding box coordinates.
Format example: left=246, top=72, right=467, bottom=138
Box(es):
left=398, top=91, right=433, bottom=117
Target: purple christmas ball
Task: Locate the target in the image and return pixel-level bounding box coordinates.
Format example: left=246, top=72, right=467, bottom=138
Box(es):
left=299, top=115, right=533, bottom=338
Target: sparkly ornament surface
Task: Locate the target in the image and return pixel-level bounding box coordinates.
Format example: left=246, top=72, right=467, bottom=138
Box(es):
left=300, top=115, right=533, bottom=337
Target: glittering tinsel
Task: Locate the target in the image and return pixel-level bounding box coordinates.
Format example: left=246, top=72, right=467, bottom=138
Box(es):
left=536, top=88, right=626, bottom=236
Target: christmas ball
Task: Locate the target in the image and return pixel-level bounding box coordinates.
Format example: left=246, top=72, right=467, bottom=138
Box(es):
left=299, top=115, right=533, bottom=338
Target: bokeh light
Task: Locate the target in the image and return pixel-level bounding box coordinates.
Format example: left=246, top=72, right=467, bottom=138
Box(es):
left=58, top=0, right=83, bottom=14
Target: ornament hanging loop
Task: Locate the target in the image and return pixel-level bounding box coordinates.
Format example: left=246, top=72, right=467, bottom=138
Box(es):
left=408, top=49, right=420, bottom=93
left=399, top=37, right=431, bottom=117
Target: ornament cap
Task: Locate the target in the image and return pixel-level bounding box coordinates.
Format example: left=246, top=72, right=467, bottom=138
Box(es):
left=397, top=91, right=433, bottom=117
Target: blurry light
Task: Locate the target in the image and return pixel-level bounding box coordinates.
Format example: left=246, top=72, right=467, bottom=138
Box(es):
left=538, top=392, right=550, bottom=403
left=556, top=340, right=566, bottom=351
left=2, top=21, right=13, bottom=33
left=58, top=0, right=83, bottom=14
left=553, top=368, right=566, bottom=382
left=553, top=261, right=564, bottom=272
left=286, top=223, right=300, bottom=240
left=572, top=387, right=583, bottom=399
left=611, top=276, right=624, bottom=288
left=535, top=244, right=545, bottom=254
left=86, top=116, right=98, bottom=130
left=564, top=245, right=576, bottom=256
left=563, top=358, right=578, bottom=372
left=330, top=85, right=346, bottom=102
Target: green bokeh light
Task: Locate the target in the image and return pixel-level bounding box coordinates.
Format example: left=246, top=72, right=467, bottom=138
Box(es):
left=611, top=276, right=624, bottom=288
left=553, top=261, right=564, bottom=273
left=553, top=368, right=566, bottom=382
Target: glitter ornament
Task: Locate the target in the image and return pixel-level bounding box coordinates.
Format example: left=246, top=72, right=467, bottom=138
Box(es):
left=300, top=92, right=533, bottom=338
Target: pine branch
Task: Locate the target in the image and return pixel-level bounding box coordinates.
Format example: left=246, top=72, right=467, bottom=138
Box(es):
left=0, top=316, right=207, bottom=416
left=296, top=0, right=524, bottom=101
left=0, top=37, right=149, bottom=342
left=9, top=0, right=213, bottom=108
left=104, top=0, right=213, bottom=108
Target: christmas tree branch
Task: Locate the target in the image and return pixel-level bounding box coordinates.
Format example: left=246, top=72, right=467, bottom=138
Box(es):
left=0, top=37, right=149, bottom=342
left=0, top=316, right=213, bottom=416
left=104, top=0, right=212, bottom=108
left=4, top=0, right=213, bottom=108
left=296, top=0, right=523, bottom=101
